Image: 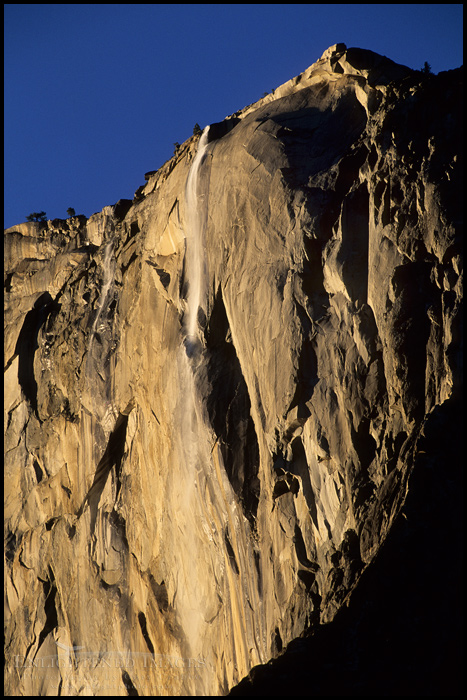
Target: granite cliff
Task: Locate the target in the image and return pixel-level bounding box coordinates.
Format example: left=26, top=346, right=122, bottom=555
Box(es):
left=4, top=44, right=463, bottom=696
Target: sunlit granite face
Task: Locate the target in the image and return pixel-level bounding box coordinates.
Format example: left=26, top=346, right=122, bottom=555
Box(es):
left=4, top=46, right=462, bottom=696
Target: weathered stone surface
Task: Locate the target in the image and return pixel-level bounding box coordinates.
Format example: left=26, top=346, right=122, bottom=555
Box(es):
left=4, top=45, right=462, bottom=696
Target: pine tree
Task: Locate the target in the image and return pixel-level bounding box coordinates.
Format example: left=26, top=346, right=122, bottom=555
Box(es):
left=26, top=211, right=47, bottom=222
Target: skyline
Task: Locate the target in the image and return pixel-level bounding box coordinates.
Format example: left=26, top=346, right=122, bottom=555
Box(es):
left=4, top=4, right=464, bottom=229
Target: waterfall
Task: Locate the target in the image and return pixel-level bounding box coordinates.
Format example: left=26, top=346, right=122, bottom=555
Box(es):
left=87, top=239, right=115, bottom=371
left=177, top=125, right=267, bottom=661
left=184, top=126, right=210, bottom=351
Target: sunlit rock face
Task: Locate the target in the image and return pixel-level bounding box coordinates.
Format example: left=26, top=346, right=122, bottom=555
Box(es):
left=4, top=45, right=462, bottom=696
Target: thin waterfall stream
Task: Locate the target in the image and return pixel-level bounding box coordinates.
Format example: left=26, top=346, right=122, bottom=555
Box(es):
left=87, top=239, right=115, bottom=366
left=175, top=126, right=267, bottom=664
left=184, top=126, right=210, bottom=352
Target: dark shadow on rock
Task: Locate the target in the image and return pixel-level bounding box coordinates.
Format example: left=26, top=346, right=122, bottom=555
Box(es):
left=203, top=287, right=260, bottom=525
left=229, top=397, right=463, bottom=696
left=15, top=292, right=59, bottom=416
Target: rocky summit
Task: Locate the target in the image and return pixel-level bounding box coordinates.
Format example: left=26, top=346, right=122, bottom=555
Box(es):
left=4, top=44, right=463, bottom=696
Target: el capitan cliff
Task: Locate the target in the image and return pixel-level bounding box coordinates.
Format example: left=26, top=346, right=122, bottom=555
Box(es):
left=4, top=44, right=463, bottom=696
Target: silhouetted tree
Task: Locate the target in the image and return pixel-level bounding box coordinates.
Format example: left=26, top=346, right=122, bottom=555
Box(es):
left=193, top=123, right=202, bottom=136
left=26, top=211, right=47, bottom=222
left=66, top=207, right=76, bottom=217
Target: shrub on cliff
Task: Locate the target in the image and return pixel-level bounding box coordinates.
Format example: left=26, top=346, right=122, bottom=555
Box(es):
left=26, top=211, right=47, bottom=222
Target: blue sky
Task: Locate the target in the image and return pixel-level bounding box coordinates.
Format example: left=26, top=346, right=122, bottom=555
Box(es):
left=4, top=4, right=463, bottom=229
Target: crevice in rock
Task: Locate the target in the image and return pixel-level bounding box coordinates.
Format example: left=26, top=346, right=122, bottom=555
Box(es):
left=351, top=417, right=377, bottom=472
left=301, top=235, right=327, bottom=302
left=289, top=437, right=317, bottom=523
left=293, top=524, right=319, bottom=572
left=335, top=144, right=369, bottom=200
left=45, top=517, right=58, bottom=531
left=77, top=411, right=129, bottom=532
left=155, top=267, right=171, bottom=289
left=5, top=271, right=14, bottom=293
left=121, top=670, right=139, bottom=696
left=138, top=611, right=155, bottom=655
left=272, top=465, right=300, bottom=500
left=148, top=575, right=169, bottom=614
left=145, top=259, right=171, bottom=289
left=297, top=569, right=317, bottom=590
left=15, top=292, right=59, bottom=416
left=129, top=220, right=140, bottom=236
left=33, top=458, right=44, bottom=483
left=107, top=510, right=130, bottom=554
left=67, top=523, right=77, bottom=540
left=339, top=182, right=370, bottom=304
left=253, top=550, right=262, bottom=598
left=272, top=479, right=291, bottom=500
left=204, top=287, right=260, bottom=525
left=224, top=528, right=240, bottom=575
left=5, top=531, right=16, bottom=563
left=288, top=335, right=319, bottom=412
left=381, top=181, right=391, bottom=227
left=319, top=143, right=369, bottom=239
left=386, top=430, right=407, bottom=474
left=35, top=568, right=58, bottom=658
left=112, top=198, right=133, bottom=222
left=143, top=573, right=187, bottom=651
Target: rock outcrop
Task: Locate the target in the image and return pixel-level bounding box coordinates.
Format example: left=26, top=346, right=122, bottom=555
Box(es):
left=4, top=44, right=463, bottom=696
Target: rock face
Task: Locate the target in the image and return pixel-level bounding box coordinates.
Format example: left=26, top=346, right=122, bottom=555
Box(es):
left=4, top=45, right=463, bottom=696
